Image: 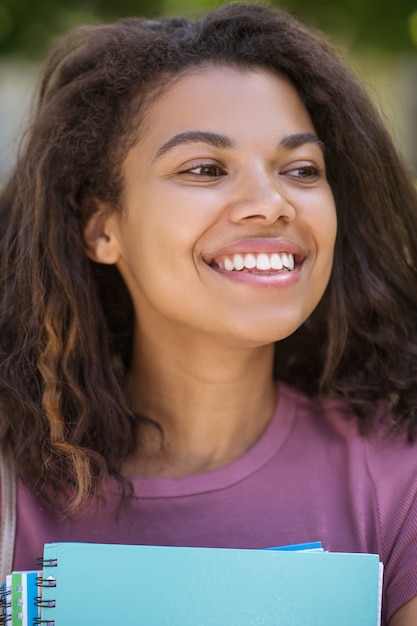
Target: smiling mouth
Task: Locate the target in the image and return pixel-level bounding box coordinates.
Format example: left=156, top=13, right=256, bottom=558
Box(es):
left=211, top=252, right=295, bottom=272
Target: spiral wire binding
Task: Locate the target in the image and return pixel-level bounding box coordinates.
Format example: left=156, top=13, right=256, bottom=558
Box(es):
left=34, top=558, right=58, bottom=624
left=34, top=597, right=56, bottom=608
left=0, top=586, right=11, bottom=624
left=35, top=576, right=56, bottom=589
left=36, top=559, right=58, bottom=569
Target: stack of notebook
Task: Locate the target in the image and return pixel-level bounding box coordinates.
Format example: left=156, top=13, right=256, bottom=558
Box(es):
left=2, top=541, right=383, bottom=625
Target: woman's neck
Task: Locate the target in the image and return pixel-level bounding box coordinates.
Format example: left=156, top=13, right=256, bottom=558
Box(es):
left=122, top=330, right=277, bottom=478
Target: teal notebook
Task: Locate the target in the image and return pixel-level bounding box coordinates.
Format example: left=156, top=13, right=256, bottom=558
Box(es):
left=37, top=542, right=382, bottom=625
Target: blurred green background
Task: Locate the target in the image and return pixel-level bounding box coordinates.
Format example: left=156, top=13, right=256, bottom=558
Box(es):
left=0, top=0, right=416, bottom=56
left=0, top=0, right=416, bottom=181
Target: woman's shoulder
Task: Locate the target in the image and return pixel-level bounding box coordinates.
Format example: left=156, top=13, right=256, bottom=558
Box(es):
left=280, top=381, right=417, bottom=535
left=279, top=381, right=417, bottom=621
left=279, top=380, right=417, bottom=490
left=280, top=381, right=417, bottom=447
left=278, top=380, right=369, bottom=440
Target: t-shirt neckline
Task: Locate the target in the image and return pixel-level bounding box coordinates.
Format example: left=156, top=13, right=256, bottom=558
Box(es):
left=129, top=381, right=297, bottom=498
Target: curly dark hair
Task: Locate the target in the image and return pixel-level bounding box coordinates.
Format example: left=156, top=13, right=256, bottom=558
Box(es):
left=1, top=2, right=417, bottom=511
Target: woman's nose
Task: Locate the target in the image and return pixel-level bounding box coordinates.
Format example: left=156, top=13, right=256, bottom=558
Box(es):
left=227, top=166, right=296, bottom=225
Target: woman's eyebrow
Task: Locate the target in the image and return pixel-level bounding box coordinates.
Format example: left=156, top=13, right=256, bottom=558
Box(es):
left=280, top=132, right=324, bottom=152
left=153, top=130, right=323, bottom=162
left=153, top=131, right=235, bottom=161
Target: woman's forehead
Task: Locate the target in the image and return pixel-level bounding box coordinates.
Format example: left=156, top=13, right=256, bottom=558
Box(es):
left=129, top=65, right=312, bottom=151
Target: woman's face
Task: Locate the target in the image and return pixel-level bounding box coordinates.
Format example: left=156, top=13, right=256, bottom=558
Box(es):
left=92, top=66, right=337, bottom=348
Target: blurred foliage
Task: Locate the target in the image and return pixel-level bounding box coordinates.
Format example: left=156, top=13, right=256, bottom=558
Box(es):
left=0, top=0, right=416, bottom=58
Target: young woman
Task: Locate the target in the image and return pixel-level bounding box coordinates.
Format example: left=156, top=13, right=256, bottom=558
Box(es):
left=1, top=3, right=417, bottom=624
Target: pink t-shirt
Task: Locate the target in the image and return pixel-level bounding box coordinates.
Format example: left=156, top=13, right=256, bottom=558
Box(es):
left=10, top=382, right=417, bottom=623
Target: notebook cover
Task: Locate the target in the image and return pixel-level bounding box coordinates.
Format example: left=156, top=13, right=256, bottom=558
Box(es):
left=39, top=542, right=381, bottom=626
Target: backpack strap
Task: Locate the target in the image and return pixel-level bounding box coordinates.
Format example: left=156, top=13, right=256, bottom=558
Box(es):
left=0, top=445, right=16, bottom=581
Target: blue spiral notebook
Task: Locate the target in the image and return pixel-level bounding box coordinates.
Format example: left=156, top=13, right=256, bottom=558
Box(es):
left=37, top=542, right=382, bottom=625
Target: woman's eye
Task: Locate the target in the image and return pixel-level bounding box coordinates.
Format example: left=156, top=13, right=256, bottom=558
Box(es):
left=180, top=163, right=226, bottom=178
left=282, top=165, right=321, bottom=180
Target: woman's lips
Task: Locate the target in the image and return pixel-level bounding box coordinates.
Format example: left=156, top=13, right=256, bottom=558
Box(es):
left=204, top=237, right=306, bottom=273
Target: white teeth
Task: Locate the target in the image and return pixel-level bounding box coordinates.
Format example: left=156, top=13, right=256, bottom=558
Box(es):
left=256, top=253, right=271, bottom=270
left=281, top=253, right=294, bottom=270
left=216, top=252, right=295, bottom=272
left=270, top=253, right=283, bottom=270
left=286, top=255, right=295, bottom=271
left=244, top=253, right=256, bottom=269
left=232, top=254, right=245, bottom=270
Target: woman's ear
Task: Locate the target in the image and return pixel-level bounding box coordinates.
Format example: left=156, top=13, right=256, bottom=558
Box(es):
left=83, top=204, right=122, bottom=265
